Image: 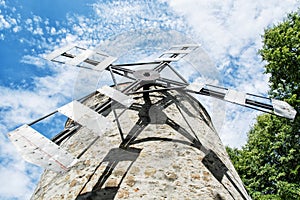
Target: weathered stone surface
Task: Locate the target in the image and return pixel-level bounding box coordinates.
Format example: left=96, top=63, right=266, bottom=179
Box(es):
left=164, top=171, right=177, bottom=181
left=125, top=175, right=136, bottom=187
left=31, top=85, right=250, bottom=200
left=117, top=189, right=129, bottom=199
left=144, top=167, right=157, bottom=178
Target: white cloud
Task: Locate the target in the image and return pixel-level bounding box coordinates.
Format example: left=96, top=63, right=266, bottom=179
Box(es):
left=163, top=0, right=298, bottom=72
left=12, top=25, right=21, bottom=32
left=50, top=27, right=56, bottom=35
left=162, top=0, right=299, bottom=147
left=0, top=15, right=11, bottom=29
left=32, top=27, right=43, bottom=35
left=219, top=105, right=259, bottom=148
left=25, top=18, right=32, bottom=25
left=0, top=86, right=62, bottom=126
left=0, top=0, right=5, bottom=7
left=32, top=15, right=42, bottom=23
left=8, top=16, right=16, bottom=25
left=23, top=16, right=46, bottom=36
left=0, top=165, right=38, bottom=199
left=20, top=55, right=47, bottom=67
left=0, top=125, right=42, bottom=200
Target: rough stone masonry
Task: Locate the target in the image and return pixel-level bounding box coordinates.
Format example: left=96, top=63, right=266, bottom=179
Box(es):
left=31, top=84, right=251, bottom=200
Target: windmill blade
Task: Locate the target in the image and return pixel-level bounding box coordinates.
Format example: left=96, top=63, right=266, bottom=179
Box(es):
left=8, top=125, right=78, bottom=172
left=271, top=99, right=297, bottom=120
left=186, top=82, right=297, bottom=120
left=58, top=100, right=113, bottom=135
left=45, top=45, right=116, bottom=72
left=65, top=49, right=96, bottom=66
left=97, top=85, right=134, bottom=108
left=186, top=82, right=205, bottom=92
left=44, top=44, right=75, bottom=61
left=225, top=89, right=247, bottom=105
left=95, top=56, right=117, bottom=71
left=155, top=44, right=199, bottom=62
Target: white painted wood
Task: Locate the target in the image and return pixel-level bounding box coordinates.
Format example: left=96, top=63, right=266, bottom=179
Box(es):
left=155, top=57, right=182, bottom=62
left=66, top=49, right=95, bottom=66
left=186, top=82, right=205, bottom=93
left=8, top=124, right=77, bottom=172
left=58, top=100, right=113, bottom=135
left=272, top=99, right=297, bottom=120
left=45, top=44, right=75, bottom=61
left=97, top=85, right=134, bottom=108
left=164, top=50, right=192, bottom=54
left=171, top=44, right=200, bottom=48
left=224, top=89, right=246, bottom=105
left=95, top=56, right=117, bottom=72
left=155, top=44, right=199, bottom=62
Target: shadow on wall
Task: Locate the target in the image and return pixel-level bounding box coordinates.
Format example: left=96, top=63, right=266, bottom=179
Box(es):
left=76, top=147, right=142, bottom=200
left=76, top=86, right=247, bottom=199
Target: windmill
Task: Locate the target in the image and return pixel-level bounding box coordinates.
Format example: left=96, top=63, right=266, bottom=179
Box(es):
left=8, top=44, right=296, bottom=199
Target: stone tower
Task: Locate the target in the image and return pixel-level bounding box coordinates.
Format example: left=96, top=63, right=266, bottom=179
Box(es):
left=31, top=82, right=251, bottom=200
left=9, top=42, right=295, bottom=200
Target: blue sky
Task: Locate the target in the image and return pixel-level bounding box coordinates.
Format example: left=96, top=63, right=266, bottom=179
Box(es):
left=0, top=0, right=299, bottom=199
left=0, top=0, right=93, bottom=87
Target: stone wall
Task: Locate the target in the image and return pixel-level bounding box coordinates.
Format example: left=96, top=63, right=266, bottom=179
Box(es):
left=32, top=85, right=250, bottom=200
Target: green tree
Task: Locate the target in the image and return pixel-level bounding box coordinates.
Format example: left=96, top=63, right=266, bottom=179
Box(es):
left=260, top=13, right=300, bottom=103
left=227, top=12, right=300, bottom=200
left=238, top=115, right=299, bottom=199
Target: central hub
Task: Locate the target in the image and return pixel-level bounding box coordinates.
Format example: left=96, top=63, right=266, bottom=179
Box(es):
left=143, top=72, right=151, bottom=77
left=133, top=69, right=160, bottom=81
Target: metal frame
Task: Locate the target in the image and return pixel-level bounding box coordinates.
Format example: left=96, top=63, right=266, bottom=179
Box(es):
left=186, top=83, right=296, bottom=120
left=8, top=43, right=297, bottom=172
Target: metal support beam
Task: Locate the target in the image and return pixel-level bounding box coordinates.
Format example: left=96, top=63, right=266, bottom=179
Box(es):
left=186, top=83, right=297, bottom=120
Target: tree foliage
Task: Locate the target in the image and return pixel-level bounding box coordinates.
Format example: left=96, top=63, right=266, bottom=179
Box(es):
left=231, top=115, right=300, bottom=199
left=227, top=12, right=300, bottom=200
left=260, top=12, right=300, bottom=103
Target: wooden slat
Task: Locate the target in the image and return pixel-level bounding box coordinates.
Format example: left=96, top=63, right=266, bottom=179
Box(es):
left=224, top=89, right=246, bottom=105
left=97, top=86, right=134, bottom=108
left=8, top=125, right=77, bottom=172
left=58, top=101, right=113, bottom=135
left=95, top=56, right=117, bottom=71
left=271, top=99, right=297, bottom=120
left=66, top=49, right=95, bottom=66
left=45, top=44, right=75, bottom=61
